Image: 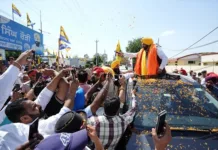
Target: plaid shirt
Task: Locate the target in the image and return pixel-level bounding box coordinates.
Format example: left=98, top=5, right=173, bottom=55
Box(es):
left=87, top=97, right=136, bottom=150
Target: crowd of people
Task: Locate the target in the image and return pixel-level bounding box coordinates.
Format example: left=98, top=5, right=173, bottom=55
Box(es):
left=173, top=68, right=218, bottom=98
left=0, top=36, right=218, bottom=149
left=0, top=48, right=172, bottom=150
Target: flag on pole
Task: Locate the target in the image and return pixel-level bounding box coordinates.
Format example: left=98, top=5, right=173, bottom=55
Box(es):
left=66, top=47, right=71, bottom=52
left=55, top=51, right=59, bottom=66
left=12, top=4, right=21, bottom=17
left=115, top=40, right=122, bottom=61
left=37, top=56, right=41, bottom=64
left=60, top=26, right=70, bottom=44
left=59, top=39, right=70, bottom=50
left=59, top=26, right=71, bottom=50
left=27, top=13, right=35, bottom=27
left=60, top=51, right=65, bottom=65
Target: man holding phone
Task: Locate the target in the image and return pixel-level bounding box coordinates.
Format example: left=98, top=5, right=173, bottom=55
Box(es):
left=152, top=123, right=172, bottom=150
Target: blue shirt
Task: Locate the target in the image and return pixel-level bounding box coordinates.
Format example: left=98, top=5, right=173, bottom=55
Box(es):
left=73, top=88, right=85, bottom=111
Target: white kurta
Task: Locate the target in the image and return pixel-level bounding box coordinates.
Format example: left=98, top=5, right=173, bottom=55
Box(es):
left=124, top=47, right=168, bottom=70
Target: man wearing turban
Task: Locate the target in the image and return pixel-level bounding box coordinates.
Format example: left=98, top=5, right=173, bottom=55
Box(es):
left=118, top=37, right=168, bottom=76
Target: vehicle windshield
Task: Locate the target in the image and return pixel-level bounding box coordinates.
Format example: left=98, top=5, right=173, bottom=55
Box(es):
left=127, top=79, right=218, bottom=130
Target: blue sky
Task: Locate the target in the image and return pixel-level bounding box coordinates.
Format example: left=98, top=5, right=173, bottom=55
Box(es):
left=1, top=0, right=218, bottom=60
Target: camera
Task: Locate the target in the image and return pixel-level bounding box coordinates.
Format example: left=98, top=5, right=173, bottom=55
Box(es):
left=113, top=74, right=120, bottom=87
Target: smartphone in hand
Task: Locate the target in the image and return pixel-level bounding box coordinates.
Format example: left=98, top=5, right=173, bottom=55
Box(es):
left=29, top=118, right=39, bottom=140
left=71, top=69, right=76, bottom=80
left=36, top=72, right=42, bottom=81
left=156, top=110, right=167, bottom=137
left=32, top=51, right=35, bottom=61
left=27, top=50, right=35, bottom=62
left=13, top=84, right=20, bottom=92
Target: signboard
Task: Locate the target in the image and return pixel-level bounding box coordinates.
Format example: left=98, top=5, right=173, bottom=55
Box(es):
left=0, top=15, right=44, bottom=55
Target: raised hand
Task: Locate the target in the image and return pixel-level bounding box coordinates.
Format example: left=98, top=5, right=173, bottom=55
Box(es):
left=16, top=50, right=34, bottom=65
left=69, top=77, right=79, bottom=93
left=58, top=68, right=72, bottom=78
left=86, top=125, right=98, bottom=142
left=106, top=73, right=113, bottom=82
left=152, top=123, right=172, bottom=150
left=16, top=133, right=43, bottom=150
left=42, top=69, right=57, bottom=77
left=119, top=75, right=125, bottom=86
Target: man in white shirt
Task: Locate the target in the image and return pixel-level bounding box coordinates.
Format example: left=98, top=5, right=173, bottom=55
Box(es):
left=0, top=78, right=79, bottom=150
left=118, top=37, right=168, bottom=76
left=0, top=50, right=34, bottom=109
left=5, top=69, right=77, bottom=137
left=201, top=70, right=207, bottom=87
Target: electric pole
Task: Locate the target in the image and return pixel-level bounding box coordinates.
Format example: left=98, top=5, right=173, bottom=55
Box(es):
left=157, top=38, right=160, bottom=47
left=95, top=40, right=99, bottom=66
left=103, top=49, right=106, bottom=65
left=40, top=10, right=42, bottom=34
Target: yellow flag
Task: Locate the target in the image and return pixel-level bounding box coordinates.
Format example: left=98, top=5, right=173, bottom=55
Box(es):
left=60, top=26, right=70, bottom=44
left=12, top=4, right=21, bottom=17
left=56, top=52, right=59, bottom=66
left=115, top=40, right=122, bottom=61
left=27, top=13, right=31, bottom=26
left=37, top=56, right=41, bottom=64
left=66, top=47, right=71, bottom=52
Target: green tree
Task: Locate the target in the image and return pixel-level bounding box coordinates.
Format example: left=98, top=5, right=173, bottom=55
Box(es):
left=126, top=38, right=142, bottom=68
left=85, top=60, right=93, bottom=68
left=73, top=55, right=79, bottom=58
left=5, top=51, right=21, bottom=60
left=92, top=54, right=103, bottom=66
left=126, top=37, right=142, bottom=53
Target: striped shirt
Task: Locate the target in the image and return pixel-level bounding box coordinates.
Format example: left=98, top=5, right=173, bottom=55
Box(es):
left=87, top=97, right=136, bottom=150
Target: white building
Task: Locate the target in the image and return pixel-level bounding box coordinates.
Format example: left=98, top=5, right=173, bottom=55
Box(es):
left=166, top=52, right=218, bottom=73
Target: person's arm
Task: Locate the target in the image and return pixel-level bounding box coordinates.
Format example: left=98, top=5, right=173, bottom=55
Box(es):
left=0, top=50, right=34, bottom=109
left=34, top=69, right=71, bottom=110
left=157, top=47, right=168, bottom=70
left=25, top=88, right=36, bottom=100
left=89, top=74, right=112, bottom=114
left=87, top=125, right=104, bottom=150
left=38, top=78, right=78, bottom=136
left=119, top=76, right=126, bottom=106
left=0, top=101, right=11, bottom=124
left=123, top=52, right=137, bottom=58
left=63, top=78, right=79, bottom=109
left=122, top=90, right=137, bottom=124
left=16, top=133, right=44, bottom=150
left=85, top=75, right=105, bottom=104
left=122, top=72, right=134, bottom=80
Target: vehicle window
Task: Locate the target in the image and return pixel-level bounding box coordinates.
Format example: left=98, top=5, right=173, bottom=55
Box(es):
left=128, top=79, right=218, bottom=130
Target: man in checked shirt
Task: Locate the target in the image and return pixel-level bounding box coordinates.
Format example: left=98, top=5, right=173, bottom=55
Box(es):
left=87, top=76, right=137, bottom=150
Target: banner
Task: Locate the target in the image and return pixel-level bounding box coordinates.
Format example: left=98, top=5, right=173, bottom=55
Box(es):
left=0, top=15, right=44, bottom=55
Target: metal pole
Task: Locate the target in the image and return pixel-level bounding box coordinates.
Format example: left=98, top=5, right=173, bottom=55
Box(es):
left=12, top=11, right=14, bottom=21
left=57, top=39, right=60, bottom=71
left=40, top=10, right=42, bottom=34
left=103, top=49, right=106, bottom=65
left=213, top=59, right=214, bottom=72
left=95, top=40, right=98, bottom=66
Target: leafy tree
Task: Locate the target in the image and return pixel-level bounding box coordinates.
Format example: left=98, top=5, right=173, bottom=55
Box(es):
left=125, top=37, right=142, bottom=69
left=73, top=55, right=79, bottom=58
left=126, top=37, right=142, bottom=53
left=5, top=51, right=21, bottom=60
left=85, top=60, right=94, bottom=68
left=84, top=54, right=89, bottom=60
left=92, top=54, right=103, bottom=66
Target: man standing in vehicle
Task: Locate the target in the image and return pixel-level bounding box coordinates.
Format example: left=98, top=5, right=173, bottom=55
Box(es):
left=118, top=37, right=168, bottom=76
